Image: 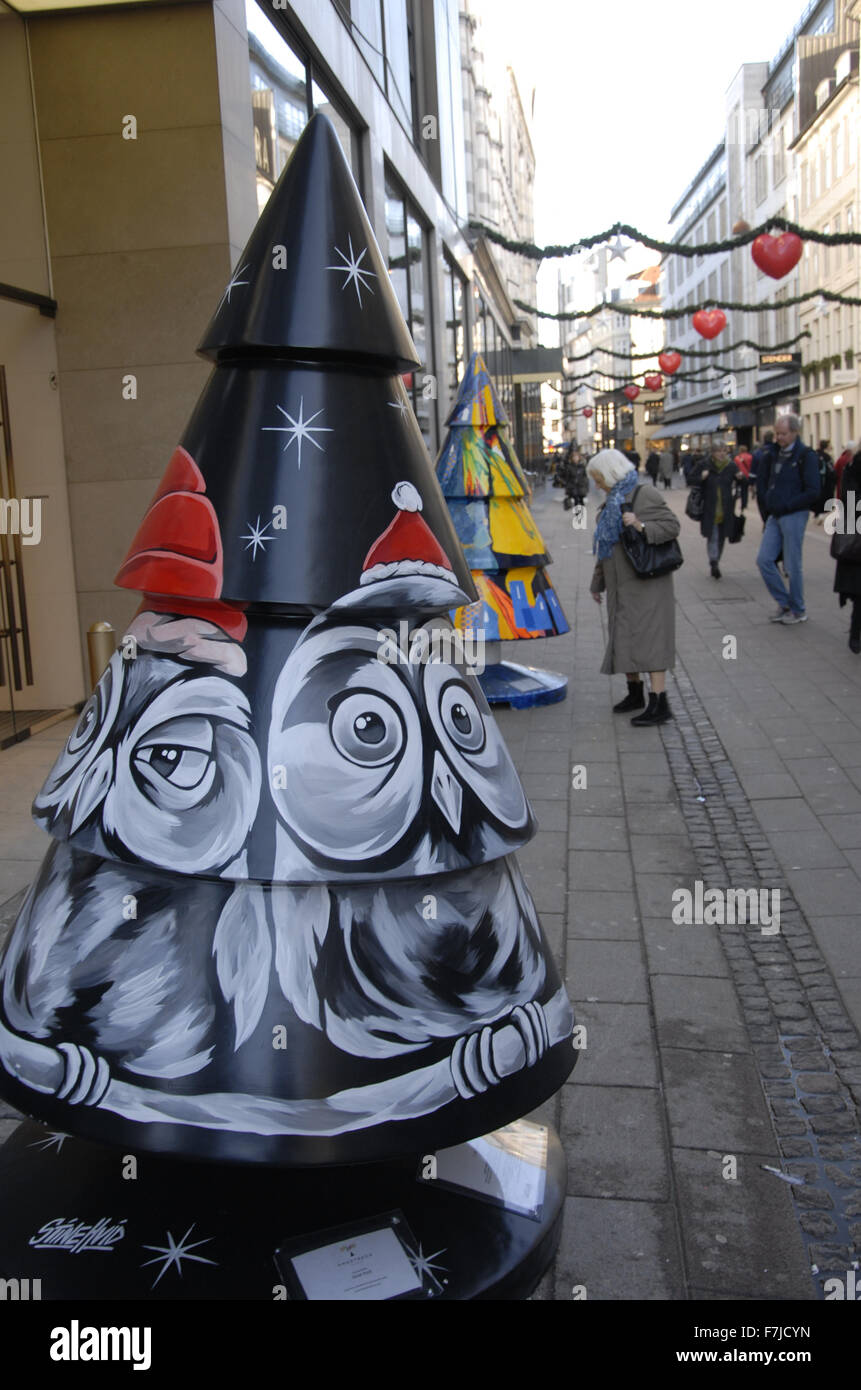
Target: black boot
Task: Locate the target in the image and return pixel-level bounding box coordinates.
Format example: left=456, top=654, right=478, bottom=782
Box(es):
left=850, top=631, right=861, bottom=655
left=631, top=692, right=673, bottom=726
left=613, top=679, right=645, bottom=712
left=710, top=561, right=721, bottom=579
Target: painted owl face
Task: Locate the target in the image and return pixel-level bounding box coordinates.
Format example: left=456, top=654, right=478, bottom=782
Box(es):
left=267, top=621, right=531, bottom=879
left=35, top=651, right=261, bottom=877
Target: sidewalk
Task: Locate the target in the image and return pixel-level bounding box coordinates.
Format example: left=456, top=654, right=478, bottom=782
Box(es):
left=1, top=474, right=860, bottom=1301
left=504, top=475, right=861, bottom=1300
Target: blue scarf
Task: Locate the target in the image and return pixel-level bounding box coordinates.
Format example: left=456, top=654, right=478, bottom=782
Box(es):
left=593, top=470, right=639, bottom=559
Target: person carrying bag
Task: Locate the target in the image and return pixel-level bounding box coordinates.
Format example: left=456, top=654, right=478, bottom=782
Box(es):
left=587, top=449, right=682, bottom=726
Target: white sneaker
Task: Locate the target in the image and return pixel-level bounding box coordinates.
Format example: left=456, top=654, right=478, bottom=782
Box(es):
left=769, top=607, right=790, bottom=622
left=779, top=611, right=808, bottom=625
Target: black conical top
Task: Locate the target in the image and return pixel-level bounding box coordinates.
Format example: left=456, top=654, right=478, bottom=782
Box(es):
left=198, top=114, right=420, bottom=371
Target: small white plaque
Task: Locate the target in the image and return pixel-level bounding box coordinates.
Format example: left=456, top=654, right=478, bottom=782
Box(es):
left=289, top=1225, right=422, bottom=1302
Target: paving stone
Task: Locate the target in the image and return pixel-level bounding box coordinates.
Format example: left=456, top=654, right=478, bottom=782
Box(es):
left=566, top=891, right=641, bottom=941
left=630, top=834, right=698, bottom=876
left=566, top=939, right=649, bottom=1005
left=642, top=916, right=731, bottom=979
left=562, top=1001, right=659, bottom=1089
left=560, top=1085, right=669, bottom=1201
left=661, top=1049, right=773, bottom=1152
left=672, top=1147, right=816, bottom=1300
left=568, top=850, right=633, bottom=892
left=651, top=975, right=749, bottom=1053
left=568, top=816, right=628, bottom=851
left=552, top=1196, right=685, bottom=1301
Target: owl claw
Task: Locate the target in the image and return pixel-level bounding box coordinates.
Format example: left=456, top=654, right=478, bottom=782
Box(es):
left=450, top=1001, right=549, bottom=1099
left=55, top=1042, right=111, bottom=1106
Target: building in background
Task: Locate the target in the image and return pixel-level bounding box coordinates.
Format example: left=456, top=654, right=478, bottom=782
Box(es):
left=659, top=0, right=856, bottom=454
left=0, top=0, right=551, bottom=730
left=556, top=249, right=663, bottom=456
left=793, top=18, right=860, bottom=450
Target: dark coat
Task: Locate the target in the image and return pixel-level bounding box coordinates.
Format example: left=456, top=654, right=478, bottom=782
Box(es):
left=698, top=457, right=743, bottom=538
left=590, top=482, right=680, bottom=674
left=834, top=455, right=861, bottom=601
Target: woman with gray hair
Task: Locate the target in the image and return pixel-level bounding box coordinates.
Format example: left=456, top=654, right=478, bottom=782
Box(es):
left=588, top=448, right=681, bottom=726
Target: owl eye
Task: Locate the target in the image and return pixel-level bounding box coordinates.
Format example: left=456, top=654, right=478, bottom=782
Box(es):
left=130, top=717, right=217, bottom=808
left=439, top=682, right=486, bottom=755
left=135, top=744, right=212, bottom=790
left=329, top=692, right=405, bottom=768
left=68, top=694, right=99, bottom=755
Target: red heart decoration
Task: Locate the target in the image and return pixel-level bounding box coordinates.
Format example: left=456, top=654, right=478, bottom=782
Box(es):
left=751, top=232, right=803, bottom=280
left=623, top=385, right=640, bottom=401
left=583, top=407, right=593, bottom=418
left=692, top=309, right=727, bottom=340
left=658, top=351, right=681, bottom=375
left=644, top=373, right=663, bottom=391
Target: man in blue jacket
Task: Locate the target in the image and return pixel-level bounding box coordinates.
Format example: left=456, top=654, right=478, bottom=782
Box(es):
left=755, top=414, right=821, bottom=624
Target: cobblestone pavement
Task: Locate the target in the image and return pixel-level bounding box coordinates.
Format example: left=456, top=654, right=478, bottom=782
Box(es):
left=1, top=473, right=860, bottom=1301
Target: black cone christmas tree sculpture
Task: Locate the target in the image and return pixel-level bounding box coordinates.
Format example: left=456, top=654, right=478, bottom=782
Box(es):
left=437, top=353, right=570, bottom=708
left=0, top=116, right=576, bottom=1299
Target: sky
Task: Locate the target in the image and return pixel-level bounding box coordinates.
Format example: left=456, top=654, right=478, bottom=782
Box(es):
left=477, top=0, right=809, bottom=312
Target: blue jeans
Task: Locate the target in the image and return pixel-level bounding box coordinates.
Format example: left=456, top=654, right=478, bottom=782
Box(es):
left=757, top=511, right=809, bottom=615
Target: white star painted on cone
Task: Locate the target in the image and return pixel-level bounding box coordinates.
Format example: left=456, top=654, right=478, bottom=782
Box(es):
left=216, top=262, right=251, bottom=314
left=262, top=397, right=332, bottom=469
left=141, top=1225, right=217, bottom=1288
left=404, top=1240, right=448, bottom=1292
left=29, top=1130, right=69, bottom=1152
left=326, top=234, right=376, bottom=306
left=240, top=516, right=276, bottom=561
left=387, top=398, right=409, bottom=417
left=608, top=236, right=628, bottom=262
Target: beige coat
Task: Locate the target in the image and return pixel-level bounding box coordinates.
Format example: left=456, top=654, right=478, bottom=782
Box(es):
left=590, top=483, right=681, bottom=675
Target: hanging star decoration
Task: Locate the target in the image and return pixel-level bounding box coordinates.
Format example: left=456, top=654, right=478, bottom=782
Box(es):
left=326, top=233, right=377, bottom=306
left=608, top=236, right=628, bottom=263
left=403, top=1239, right=448, bottom=1293
left=262, top=397, right=333, bottom=468
left=140, top=1225, right=217, bottom=1289
left=216, top=262, right=251, bottom=314
left=240, top=515, right=276, bottom=561
left=29, top=1130, right=69, bottom=1152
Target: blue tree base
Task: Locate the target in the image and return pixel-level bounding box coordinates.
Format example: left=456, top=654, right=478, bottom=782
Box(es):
left=479, top=663, right=568, bottom=709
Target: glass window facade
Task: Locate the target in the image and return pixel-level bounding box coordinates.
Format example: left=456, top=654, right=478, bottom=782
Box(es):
left=385, top=171, right=437, bottom=449
left=246, top=0, right=362, bottom=214
left=441, top=253, right=466, bottom=398
left=434, top=0, right=467, bottom=219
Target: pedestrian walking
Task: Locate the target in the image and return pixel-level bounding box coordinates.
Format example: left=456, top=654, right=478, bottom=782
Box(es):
left=832, top=448, right=861, bottom=654
left=755, top=414, right=821, bottom=625
left=645, top=450, right=660, bottom=483
left=835, top=439, right=857, bottom=497
left=587, top=448, right=681, bottom=726
left=658, top=449, right=674, bottom=490
left=698, top=442, right=744, bottom=579
left=734, top=446, right=753, bottom=510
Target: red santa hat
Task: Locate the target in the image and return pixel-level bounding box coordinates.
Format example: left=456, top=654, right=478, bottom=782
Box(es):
left=331, top=481, right=471, bottom=616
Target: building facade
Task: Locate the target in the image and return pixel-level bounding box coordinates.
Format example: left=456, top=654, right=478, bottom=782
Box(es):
left=793, top=26, right=861, bottom=451
left=0, top=0, right=542, bottom=726
left=658, top=0, right=856, bottom=454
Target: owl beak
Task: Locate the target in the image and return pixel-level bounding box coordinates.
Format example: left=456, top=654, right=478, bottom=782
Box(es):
left=431, top=751, right=463, bottom=835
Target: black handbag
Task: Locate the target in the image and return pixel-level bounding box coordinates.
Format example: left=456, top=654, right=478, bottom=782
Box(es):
left=685, top=485, right=704, bottom=521
left=727, top=510, right=746, bottom=544
left=830, top=529, right=861, bottom=562
left=621, top=488, right=684, bottom=579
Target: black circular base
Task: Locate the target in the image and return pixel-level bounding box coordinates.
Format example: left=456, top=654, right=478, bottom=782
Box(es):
left=0, top=1118, right=565, bottom=1300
